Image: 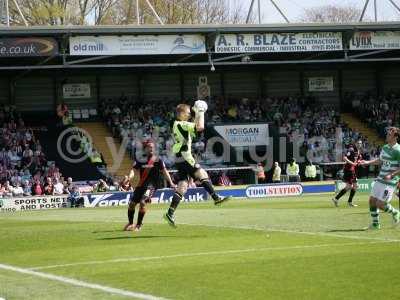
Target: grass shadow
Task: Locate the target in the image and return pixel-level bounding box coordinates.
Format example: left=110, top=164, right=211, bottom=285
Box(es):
left=92, top=230, right=122, bottom=234
left=98, top=234, right=207, bottom=240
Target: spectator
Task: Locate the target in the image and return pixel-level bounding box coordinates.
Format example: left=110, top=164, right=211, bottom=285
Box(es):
left=56, top=102, right=68, bottom=118
left=68, top=185, right=84, bottom=208
left=3, top=181, right=13, bottom=197
left=119, top=176, right=132, bottom=192
left=305, top=161, right=318, bottom=181
left=90, top=149, right=105, bottom=168
left=31, top=179, right=44, bottom=196
left=43, top=177, right=54, bottom=195
left=217, top=172, right=232, bottom=186
left=286, top=158, right=300, bottom=182
left=22, top=180, right=32, bottom=196
left=53, top=177, right=65, bottom=195
left=272, top=162, right=281, bottom=183
left=188, top=177, right=197, bottom=188
left=64, top=177, right=74, bottom=194
left=256, top=163, right=266, bottom=184
left=11, top=182, right=24, bottom=197
left=93, top=179, right=109, bottom=193
left=0, top=183, right=5, bottom=197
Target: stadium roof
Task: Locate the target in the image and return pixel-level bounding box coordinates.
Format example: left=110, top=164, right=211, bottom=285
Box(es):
left=1, top=22, right=400, bottom=36
left=1, top=22, right=400, bottom=71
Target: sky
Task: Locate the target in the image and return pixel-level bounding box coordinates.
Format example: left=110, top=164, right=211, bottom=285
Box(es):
left=238, top=0, right=400, bottom=23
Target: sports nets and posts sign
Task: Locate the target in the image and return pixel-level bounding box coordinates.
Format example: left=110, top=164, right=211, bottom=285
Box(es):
left=0, top=37, right=58, bottom=57
left=350, top=31, right=400, bottom=50
left=0, top=195, right=69, bottom=212
left=214, top=124, right=269, bottom=147
left=215, top=32, right=342, bottom=53
left=70, top=35, right=206, bottom=56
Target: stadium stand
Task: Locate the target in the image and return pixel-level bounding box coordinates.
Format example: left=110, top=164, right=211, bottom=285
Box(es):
left=0, top=105, right=67, bottom=197
left=352, top=92, right=400, bottom=139
left=94, top=94, right=381, bottom=185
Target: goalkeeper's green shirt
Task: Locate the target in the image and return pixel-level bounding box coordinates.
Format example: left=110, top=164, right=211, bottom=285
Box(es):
left=377, top=143, right=400, bottom=186
left=172, top=120, right=197, bottom=166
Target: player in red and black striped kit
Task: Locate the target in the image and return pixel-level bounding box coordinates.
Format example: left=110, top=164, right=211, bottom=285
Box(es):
left=124, top=140, right=176, bottom=232
left=332, top=140, right=363, bottom=207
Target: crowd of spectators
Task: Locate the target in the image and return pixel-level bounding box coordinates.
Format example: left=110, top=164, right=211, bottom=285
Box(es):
left=0, top=105, right=87, bottom=202
left=100, top=94, right=378, bottom=167
left=351, top=92, right=400, bottom=139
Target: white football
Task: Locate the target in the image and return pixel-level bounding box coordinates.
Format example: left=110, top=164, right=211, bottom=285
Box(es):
left=194, top=100, right=208, bottom=112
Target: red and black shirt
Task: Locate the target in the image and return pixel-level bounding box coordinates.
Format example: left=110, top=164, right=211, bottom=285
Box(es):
left=133, top=156, right=165, bottom=188
left=344, top=147, right=362, bottom=172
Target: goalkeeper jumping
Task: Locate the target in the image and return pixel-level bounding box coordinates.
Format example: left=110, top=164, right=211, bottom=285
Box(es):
left=163, top=101, right=232, bottom=227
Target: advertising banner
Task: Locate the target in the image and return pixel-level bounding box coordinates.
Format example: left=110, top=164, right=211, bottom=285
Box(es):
left=215, top=32, right=342, bottom=53
left=308, top=77, right=334, bottom=92
left=214, top=124, right=269, bottom=147
left=245, top=184, right=303, bottom=198
left=0, top=37, right=58, bottom=57
left=350, top=31, right=400, bottom=50
left=0, top=195, right=69, bottom=212
left=84, top=188, right=208, bottom=207
left=63, top=83, right=91, bottom=99
left=70, top=35, right=206, bottom=56
left=335, top=179, right=374, bottom=193
left=0, top=182, right=338, bottom=213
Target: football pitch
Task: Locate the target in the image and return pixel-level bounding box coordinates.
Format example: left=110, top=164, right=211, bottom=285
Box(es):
left=1, top=194, right=400, bottom=300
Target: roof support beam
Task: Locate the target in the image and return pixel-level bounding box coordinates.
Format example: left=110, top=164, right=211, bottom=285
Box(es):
left=269, top=0, right=290, bottom=23
left=2, top=56, right=400, bottom=70
left=348, top=49, right=391, bottom=58
left=388, top=0, right=400, bottom=14
left=359, top=0, right=370, bottom=22
left=144, top=0, right=164, bottom=25
left=246, top=0, right=256, bottom=24
left=66, top=55, right=113, bottom=65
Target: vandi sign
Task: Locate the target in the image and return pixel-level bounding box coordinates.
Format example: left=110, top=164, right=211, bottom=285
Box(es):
left=215, top=32, right=342, bottom=53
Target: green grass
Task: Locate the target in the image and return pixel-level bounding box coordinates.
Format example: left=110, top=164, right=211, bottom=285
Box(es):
left=1, top=193, right=400, bottom=300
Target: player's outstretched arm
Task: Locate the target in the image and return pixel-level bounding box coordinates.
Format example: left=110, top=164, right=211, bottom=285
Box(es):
left=359, top=158, right=381, bottom=166
left=343, top=156, right=357, bottom=166
left=128, top=168, right=135, bottom=181
left=162, top=168, right=176, bottom=189
left=384, top=167, right=400, bottom=181
left=194, top=111, right=205, bottom=132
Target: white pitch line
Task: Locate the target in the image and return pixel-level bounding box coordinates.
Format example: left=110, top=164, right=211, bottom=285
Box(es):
left=106, top=220, right=400, bottom=243
left=0, top=263, right=168, bottom=300
left=29, top=240, right=393, bottom=271
left=178, top=222, right=400, bottom=243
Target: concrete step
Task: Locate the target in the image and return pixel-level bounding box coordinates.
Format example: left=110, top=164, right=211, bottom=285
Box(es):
left=75, top=122, right=133, bottom=177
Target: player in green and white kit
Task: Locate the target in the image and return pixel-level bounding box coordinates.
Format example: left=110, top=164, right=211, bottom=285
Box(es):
left=163, top=102, right=231, bottom=227
left=360, top=127, right=400, bottom=229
